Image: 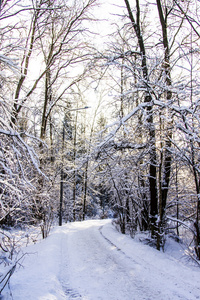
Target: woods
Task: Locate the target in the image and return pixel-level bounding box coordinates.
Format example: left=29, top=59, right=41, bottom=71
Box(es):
left=1, top=0, right=200, bottom=290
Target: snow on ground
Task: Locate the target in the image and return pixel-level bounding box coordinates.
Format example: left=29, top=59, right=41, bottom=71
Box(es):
left=2, top=219, right=200, bottom=299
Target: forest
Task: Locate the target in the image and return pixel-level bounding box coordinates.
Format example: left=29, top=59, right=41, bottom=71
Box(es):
left=1, top=0, right=200, bottom=289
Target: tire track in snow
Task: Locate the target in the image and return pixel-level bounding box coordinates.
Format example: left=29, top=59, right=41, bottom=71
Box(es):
left=59, top=228, right=82, bottom=300
left=99, top=225, right=140, bottom=266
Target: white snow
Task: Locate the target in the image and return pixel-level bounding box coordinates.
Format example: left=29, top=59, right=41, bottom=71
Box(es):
left=2, top=219, right=200, bottom=299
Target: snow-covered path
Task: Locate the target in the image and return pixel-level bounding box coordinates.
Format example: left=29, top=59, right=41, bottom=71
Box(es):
left=59, top=220, right=156, bottom=300
left=8, top=219, right=200, bottom=299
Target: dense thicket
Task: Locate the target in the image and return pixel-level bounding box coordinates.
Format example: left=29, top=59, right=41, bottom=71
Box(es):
left=96, top=0, right=200, bottom=259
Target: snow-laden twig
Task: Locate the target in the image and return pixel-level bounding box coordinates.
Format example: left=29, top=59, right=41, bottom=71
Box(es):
left=0, top=253, right=26, bottom=295
left=0, top=129, right=47, bottom=179
left=97, top=102, right=148, bottom=149
left=166, top=215, right=195, bottom=235
left=0, top=54, right=20, bottom=74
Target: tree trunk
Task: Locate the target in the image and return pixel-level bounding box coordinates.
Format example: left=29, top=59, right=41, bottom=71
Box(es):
left=10, top=4, right=40, bottom=126
left=124, top=0, right=158, bottom=238
left=40, top=69, right=51, bottom=140
left=156, top=0, right=173, bottom=249
left=82, top=166, right=88, bottom=221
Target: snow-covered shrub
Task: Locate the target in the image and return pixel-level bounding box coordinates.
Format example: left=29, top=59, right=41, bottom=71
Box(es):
left=0, top=230, right=25, bottom=295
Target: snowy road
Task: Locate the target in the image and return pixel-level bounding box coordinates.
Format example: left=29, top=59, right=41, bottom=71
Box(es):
left=10, top=219, right=200, bottom=299
left=60, top=220, right=156, bottom=300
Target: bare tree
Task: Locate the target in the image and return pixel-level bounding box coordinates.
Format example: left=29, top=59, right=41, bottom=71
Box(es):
left=123, top=0, right=158, bottom=238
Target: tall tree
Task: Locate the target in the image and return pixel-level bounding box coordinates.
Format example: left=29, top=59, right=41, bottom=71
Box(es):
left=124, top=0, right=158, bottom=237
left=156, top=0, right=173, bottom=249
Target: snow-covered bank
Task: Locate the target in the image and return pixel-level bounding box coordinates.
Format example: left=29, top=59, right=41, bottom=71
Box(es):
left=2, top=219, right=200, bottom=299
